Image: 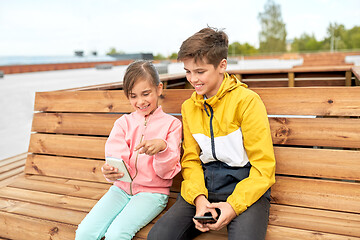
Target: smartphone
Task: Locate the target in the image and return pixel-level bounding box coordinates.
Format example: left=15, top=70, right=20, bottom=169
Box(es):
left=193, top=215, right=217, bottom=224
left=105, top=157, right=133, bottom=182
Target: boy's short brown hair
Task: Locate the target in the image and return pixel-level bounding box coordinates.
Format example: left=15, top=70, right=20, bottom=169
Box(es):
left=177, top=27, right=229, bottom=68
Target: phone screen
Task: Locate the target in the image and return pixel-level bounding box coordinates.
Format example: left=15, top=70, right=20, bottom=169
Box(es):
left=105, top=157, right=133, bottom=182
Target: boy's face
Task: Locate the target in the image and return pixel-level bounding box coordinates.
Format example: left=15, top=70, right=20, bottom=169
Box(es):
left=128, top=78, right=163, bottom=117
left=183, top=58, right=227, bottom=98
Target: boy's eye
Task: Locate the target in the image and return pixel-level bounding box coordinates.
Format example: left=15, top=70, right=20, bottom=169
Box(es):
left=197, top=71, right=204, bottom=74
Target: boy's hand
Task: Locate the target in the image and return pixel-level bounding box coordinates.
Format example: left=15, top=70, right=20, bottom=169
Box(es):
left=205, top=202, right=237, bottom=231
left=135, top=139, right=166, bottom=155
left=101, top=163, right=124, bottom=181
left=193, top=195, right=219, bottom=232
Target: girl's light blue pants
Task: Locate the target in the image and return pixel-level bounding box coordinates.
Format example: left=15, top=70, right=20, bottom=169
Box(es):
left=75, top=185, right=168, bottom=240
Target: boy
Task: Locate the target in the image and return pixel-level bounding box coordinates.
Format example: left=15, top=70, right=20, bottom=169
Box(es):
left=147, top=27, right=276, bottom=240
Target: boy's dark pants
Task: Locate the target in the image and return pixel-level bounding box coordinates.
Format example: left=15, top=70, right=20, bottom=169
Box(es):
left=147, top=193, right=270, bottom=240
left=148, top=161, right=270, bottom=240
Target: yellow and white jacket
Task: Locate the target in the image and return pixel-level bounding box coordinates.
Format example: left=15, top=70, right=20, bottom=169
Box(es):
left=180, top=73, right=276, bottom=215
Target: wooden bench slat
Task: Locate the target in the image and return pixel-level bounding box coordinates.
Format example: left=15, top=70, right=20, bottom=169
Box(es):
left=34, top=87, right=360, bottom=116
left=270, top=204, right=360, bottom=237
left=28, top=133, right=106, bottom=159
left=32, top=113, right=360, bottom=149
left=8, top=176, right=108, bottom=200
left=0, top=198, right=85, bottom=225
left=270, top=117, right=360, bottom=148
left=25, top=174, right=111, bottom=189
left=24, top=148, right=360, bottom=187
left=32, top=112, right=120, bottom=136
left=275, top=147, right=360, bottom=181
left=0, top=211, right=76, bottom=240
left=25, top=155, right=106, bottom=182
left=265, top=224, right=360, bottom=240
left=272, top=176, right=360, bottom=213
left=0, top=186, right=97, bottom=212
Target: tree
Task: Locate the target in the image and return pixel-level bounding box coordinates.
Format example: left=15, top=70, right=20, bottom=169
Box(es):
left=106, top=47, right=125, bottom=55
left=169, top=52, right=178, bottom=59
left=291, top=33, right=322, bottom=52
left=258, top=0, right=287, bottom=53
left=228, top=42, right=258, bottom=56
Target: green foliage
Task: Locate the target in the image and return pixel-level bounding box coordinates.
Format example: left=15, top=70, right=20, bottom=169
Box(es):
left=169, top=52, right=178, bottom=60
left=106, top=47, right=125, bottom=55
left=291, top=23, right=360, bottom=52
left=154, top=53, right=166, bottom=60
left=258, top=0, right=287, bottom=53
left=228, top=42, right=258, bottom=56
left=291, top=33, right=322, bottom=52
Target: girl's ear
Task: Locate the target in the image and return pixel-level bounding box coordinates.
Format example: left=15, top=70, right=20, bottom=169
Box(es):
left=157, top=82, right=163, bottom=96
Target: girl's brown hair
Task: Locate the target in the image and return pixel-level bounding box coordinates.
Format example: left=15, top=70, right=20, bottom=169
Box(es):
left=177, top=27, right=228, bottom=68
left=123, top=60, right=161, bottom=98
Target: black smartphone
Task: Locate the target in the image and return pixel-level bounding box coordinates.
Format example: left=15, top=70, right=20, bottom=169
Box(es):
left=193, top=215, right=217, bottom=224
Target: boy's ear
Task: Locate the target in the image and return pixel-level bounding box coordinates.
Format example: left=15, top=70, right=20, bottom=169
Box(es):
left=218, top=59, right=227, bottom=73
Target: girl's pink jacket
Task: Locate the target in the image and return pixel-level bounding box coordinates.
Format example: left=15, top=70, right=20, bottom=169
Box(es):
left=105, top=106, right=182, bottom=195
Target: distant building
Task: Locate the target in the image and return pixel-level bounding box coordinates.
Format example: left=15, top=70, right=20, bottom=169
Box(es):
left=109, top=53, right=154, bottom=60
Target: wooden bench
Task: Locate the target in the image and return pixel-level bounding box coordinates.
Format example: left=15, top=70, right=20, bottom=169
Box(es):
left=0, top=86, right=359, bottom=239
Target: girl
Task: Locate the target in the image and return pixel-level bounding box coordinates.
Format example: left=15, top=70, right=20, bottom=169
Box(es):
left=75, top=60, right=182, bottom=240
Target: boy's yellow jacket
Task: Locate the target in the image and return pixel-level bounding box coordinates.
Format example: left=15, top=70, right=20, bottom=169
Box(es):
left=180, top=73, right=276, bottom=215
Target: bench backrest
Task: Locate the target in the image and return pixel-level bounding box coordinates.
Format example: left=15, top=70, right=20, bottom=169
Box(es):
left=26, top=87, right=360, bottom=217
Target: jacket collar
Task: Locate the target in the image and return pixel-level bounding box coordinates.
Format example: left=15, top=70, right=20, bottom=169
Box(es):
left=133, top=105, right=164, bottom=121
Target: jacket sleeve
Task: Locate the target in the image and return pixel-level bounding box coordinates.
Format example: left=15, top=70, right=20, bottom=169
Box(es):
left=153, top=118, right=182, bottom=179
left=180, top=104, right=208, bottom=205
left=227, top=92, right=276, bottom=215
left=105, top=117, right=131, bottom=169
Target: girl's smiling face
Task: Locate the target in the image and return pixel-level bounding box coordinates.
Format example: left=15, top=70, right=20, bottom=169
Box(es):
left=129, top=78, right=163, bottom=117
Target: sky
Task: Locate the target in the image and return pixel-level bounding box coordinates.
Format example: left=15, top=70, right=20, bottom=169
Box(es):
left=0, top=0, right=359, bottom=57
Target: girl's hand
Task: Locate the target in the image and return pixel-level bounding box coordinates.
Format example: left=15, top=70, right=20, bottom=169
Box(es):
left=193, top=195, right=218, bottom=232
left=205, top=202, right=237, bottom=231
left=101, top=163, right=123, bottom=181
left=135, top=139, right=166, bottom=155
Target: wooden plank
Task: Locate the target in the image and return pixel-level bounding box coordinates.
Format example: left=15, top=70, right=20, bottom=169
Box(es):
left=29, top=117, right=360, bottom=156
left=25, top=174, right=111, bottom=189
left=254, top=87, right=360, bottom=116
left=31, top=112, right=181, bottom=135
left=0, top=186, right=97, bottom=212
left=34, top=87, right=360, bottom=116
left=288, top=72, right=295, bottom=87
left=270, top=204, right=360, bottom=237
left=271, top=176, right=360, bottom=213
left=270, top=117, right=360, bottom=148
left=8, top=177, right=108, bottom=200
left=28, top=133, right=106, bottom=159
left=266, top=225, right=360, bottom=240
left=25, top=155, right=107, bottom=183
left=274, top=147, right=360, bottom=181
left=32, top=112, right=120, bottom=136
left=0, top=198, right=86, bottom=225
left=0, top=211, right=76, bottom=240
left=34, top=89, right=193, bottom=113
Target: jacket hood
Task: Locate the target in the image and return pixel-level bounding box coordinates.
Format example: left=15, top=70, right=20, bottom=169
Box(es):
left=191, top=73, right=248, bottom=108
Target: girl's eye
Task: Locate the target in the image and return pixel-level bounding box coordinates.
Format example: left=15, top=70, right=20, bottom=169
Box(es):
left=130, top=95, right=136, bottom=99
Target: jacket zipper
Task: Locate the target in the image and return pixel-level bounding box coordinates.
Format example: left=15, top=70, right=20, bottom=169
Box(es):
left=130, top=117, right=148, bottom=195
left=204, top=102, right=219, bottom=161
